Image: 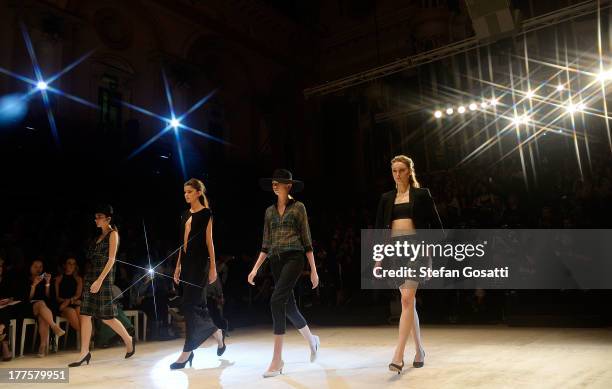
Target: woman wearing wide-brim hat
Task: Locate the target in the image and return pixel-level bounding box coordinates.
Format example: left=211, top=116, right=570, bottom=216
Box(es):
left=248, top=169, right=320, bottom=378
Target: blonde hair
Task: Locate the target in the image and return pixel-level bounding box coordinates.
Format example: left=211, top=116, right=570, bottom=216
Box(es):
left=391, top=155, right=420, bottom=188
left=184, top=178, right=210, bottom=208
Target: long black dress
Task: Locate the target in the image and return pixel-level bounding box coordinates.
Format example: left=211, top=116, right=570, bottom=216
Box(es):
left=180, top=208, right=218, bottom=352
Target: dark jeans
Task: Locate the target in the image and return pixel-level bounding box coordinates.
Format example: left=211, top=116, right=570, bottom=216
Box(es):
left=269, top=251, right=308, bottom=335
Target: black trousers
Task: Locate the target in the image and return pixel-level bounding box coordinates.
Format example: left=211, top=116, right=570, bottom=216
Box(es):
left=269, top=251, right=308, bottom=335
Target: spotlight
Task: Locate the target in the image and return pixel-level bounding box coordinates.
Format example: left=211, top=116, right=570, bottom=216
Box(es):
left=566, top=103, right=577, bottom=114
left=469, top=103, right=477, bottom=111
left=577, top=102, right=586, bottom=111
left=446, top=108, right=454, bottom=115
left=511, top=115, right=529, bottom=125
left=36, top=81, right=48, bottom=90
left=556, top=84, right=565, bottom=91
left=596, top=69, right=612, bottom=82
left=480, top=101, right=488, bottom=108
left=525, top=90, right=534, bottom=99
left=490, top=98, right=498, bottom=106
left=148, top=268, right=154, bottom=275
left=170, top=118, right=180, bottom=129
left=434, top=110, right=442, bottom=118
left=457, top=106, right=466, bottom=114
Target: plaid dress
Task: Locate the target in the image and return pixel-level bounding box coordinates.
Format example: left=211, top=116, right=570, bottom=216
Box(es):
left=80, top=231, right=118, bottom=319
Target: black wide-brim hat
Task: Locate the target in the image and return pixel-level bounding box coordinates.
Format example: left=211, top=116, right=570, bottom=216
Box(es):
left=259, top=169, right=304, bottom=192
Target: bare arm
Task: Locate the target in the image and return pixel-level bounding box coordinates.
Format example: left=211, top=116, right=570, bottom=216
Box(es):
left=206, top=217, right=215, bottom=269
left=251, top=252, right=268, bottom=274
left=97, top=231, right=119, bottom=283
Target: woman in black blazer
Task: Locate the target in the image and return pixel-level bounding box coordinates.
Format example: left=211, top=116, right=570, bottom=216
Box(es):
left=375, top=155, right=443, bottom=374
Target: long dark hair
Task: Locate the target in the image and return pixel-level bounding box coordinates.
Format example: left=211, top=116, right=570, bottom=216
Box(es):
left=184, top=178, right=210, bottom=208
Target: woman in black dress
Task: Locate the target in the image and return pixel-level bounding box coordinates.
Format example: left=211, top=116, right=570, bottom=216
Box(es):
left=68, top=205, right=134, bottom=367
left=22, top=259, right=65, bottom=357
left=54, top=257, right=83, bottom=333
left=375, top=155, right=443, bottom=374
left=171, top=178, right=226, bottom=369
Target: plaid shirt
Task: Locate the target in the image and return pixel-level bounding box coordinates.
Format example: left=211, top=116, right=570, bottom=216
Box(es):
left=261, top=199, right=313, bottom=255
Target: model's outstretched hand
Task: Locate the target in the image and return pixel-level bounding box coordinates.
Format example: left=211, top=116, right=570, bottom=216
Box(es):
left=247, top=270, right=257, bottom=285
left=310, top=271, right=319, bottom=289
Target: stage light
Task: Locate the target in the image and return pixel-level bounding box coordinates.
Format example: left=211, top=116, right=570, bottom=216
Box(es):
left=490, top=98, right=498, bottom=106
left=596, top=69, right=612, bottom=82
left=525, top=90, right=534, bottom=99
left=566, top=103, right=577, bottom=114
left=577, top=102, right=586, bottom=111
left=556, top=84, right=565, bottom=91
left=36, top=81, right=48, bottom=90
left=148, top=268, right=154, bottom=275
left=446, top=108, right=454, bottom=115
left=480, top=101, right=488, bottom=108
left=434, top=110, right=442, bottom=118
left=458, top=106, right=466, bottom=114
left=511, top=115, right=529, bottom=125
left=170, top=118, right=180, bottom=129
left=469, top=103, right=477, bottom=111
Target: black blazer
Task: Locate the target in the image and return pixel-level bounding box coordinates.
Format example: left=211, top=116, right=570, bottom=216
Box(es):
left=375, top=186, right=444, bottom=232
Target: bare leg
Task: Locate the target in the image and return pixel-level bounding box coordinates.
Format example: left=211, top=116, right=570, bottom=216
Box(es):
left=101, top=319, right=133, bottom=353
left=62, top=307, right=81, bottom=332
left=33, top=301, right=63, bottom=335
left=75, top=315, right=92, bottom=360
left=412, top=305, right=425, bottom=363
left=266, top=335, right=283, bottom=372
left=212, top=328, right=224, bottom=347
left=391, top=284, right=417, bottom=365
left=37, top=317, right=49, bottom=355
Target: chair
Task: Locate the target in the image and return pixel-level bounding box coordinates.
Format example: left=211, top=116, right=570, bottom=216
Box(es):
left=8, top=319, right=16, bottom=360
left=20, top=318, right=38, bottom=357
left=54, top=316, right=79, bottom=351
left=124, top=310, right=147, bottom=341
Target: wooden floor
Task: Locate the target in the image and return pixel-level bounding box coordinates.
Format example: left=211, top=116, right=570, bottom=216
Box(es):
left=5, top=325, right=612, bottom=388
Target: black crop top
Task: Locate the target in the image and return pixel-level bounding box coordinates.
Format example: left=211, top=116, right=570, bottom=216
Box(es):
left=391, top=202, right=414, bottom=220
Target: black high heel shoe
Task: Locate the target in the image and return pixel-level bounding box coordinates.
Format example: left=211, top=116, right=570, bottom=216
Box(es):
left=170, top=352, right=194, bottom=369
left=217, top=329, right=227, bottom=356
left=413, top=350, right=425, bottom=368
left=68, top=352, right=91, bottom=367
left=388, top=360, right=404, bottom=374
left=125, top=337, right=136, bottom=359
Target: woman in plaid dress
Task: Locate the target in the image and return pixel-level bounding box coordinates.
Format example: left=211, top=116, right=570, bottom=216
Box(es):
left=68, top=205, right=135, bottom=367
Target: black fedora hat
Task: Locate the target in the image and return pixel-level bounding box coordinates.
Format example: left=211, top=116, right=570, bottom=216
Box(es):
left=259, top=169, right=304, bottom=192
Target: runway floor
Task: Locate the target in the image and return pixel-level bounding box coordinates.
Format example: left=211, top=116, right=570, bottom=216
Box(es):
left=5, top=325, right=612, bottom=388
